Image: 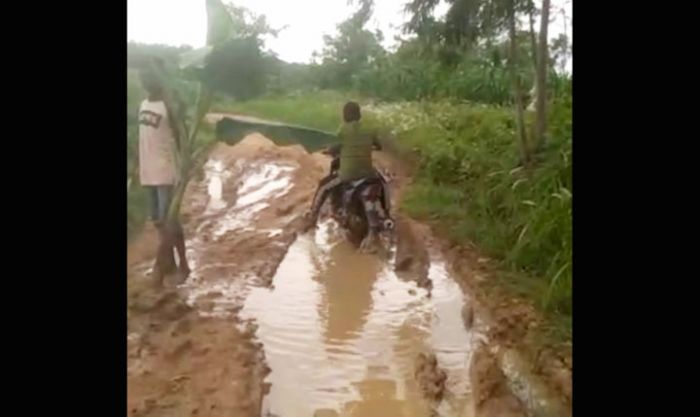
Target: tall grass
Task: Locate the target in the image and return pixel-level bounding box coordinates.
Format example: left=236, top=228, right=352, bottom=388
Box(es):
left=213, top=91, right=360, bottom=132
left=389, top=99, right=572, bottom=334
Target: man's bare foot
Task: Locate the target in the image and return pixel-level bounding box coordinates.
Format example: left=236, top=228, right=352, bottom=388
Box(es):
left=151, top=270, right=165, bottom=289
left=152, top=220, right=165, bottom=232
left=299, top=212, right=317, bottom=234
left=360, top=232, right=379, bottom=253
left=179, top=264, right=191, bottom=278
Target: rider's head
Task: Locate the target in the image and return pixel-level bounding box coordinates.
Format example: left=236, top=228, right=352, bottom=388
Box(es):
left=343, top=101, right=361, bottom=123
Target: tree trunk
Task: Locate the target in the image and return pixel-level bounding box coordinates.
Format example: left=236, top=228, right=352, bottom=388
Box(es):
left=535, top=0, right=551, bottom=150
left=527, top=1, right=539, bottom=74
left=526, top=1, right=538, bottom=113
left=560, top=4, right=569, bottom=74
left=507, top=2, right=530, bottom=166
left=151, top=87, right=213, bottom=290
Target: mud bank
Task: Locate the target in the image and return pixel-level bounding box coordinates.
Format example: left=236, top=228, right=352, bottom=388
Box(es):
left=444, top=241, right=573, bottom=413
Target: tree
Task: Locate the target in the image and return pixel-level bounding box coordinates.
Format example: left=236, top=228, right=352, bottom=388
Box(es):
left=127, top=43, right=193, bottom=70
left=314, top=0, right=385, bottom=88
left=403, top=0, right=442, bottom=39
left=526, top=0, right=539, bottom=83
left=534, top=0, right=551, bottom=149
left=550, top=34, right=571, bottom=74
left=505, top=0, right=531, bottom=165
left=443, top=0, right=485, bottom=47
left=403, top=0, right=535, bottom=162
left=224, top=2, right=279, bottom=41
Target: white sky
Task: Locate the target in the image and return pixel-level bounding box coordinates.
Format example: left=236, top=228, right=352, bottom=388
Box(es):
left=128, top=0, right=571, bottom=68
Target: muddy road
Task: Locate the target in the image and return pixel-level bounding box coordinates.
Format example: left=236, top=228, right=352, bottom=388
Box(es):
left=127, top=128, right=571, bottom=417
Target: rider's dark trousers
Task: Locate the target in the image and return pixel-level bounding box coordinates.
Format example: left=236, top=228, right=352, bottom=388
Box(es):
left=309, top=176, right=343, bottom=225
left=309, top=175, right=384, bottom=230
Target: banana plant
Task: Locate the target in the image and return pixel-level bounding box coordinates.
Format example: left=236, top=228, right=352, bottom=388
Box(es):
left=155, top=0, right=231, bottom=223
left=143, top=0, right=258, bottom=278
left=142, top=0, right=337, bottom=279
left=144, top=0, right=274, bottom=223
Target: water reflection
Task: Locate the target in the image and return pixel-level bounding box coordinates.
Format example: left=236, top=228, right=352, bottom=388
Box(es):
left=342, top=378, right=409, bottom=417
left=316, top=241, right=380, bottom=344
left=243, top=226, right=476, bottom=417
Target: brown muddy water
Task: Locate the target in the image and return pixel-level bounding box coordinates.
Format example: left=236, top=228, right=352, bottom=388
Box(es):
left=242, top=223, right=481, bottom=417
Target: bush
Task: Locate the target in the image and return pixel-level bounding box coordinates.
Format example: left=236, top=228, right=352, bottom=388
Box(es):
left=396, top=95, right=572, bottom=324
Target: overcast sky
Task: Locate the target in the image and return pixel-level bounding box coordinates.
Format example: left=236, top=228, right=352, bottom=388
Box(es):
left=128, top=0, right=571, bottom=69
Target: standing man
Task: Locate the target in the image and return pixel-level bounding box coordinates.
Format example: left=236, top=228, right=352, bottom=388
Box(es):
left=303, top=102, right=385, bottom=249
left=138, top=69, right=190, bottom=282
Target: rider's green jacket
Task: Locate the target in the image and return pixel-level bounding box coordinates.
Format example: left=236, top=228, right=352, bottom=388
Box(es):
left=337, top=121, right=379, bottom=181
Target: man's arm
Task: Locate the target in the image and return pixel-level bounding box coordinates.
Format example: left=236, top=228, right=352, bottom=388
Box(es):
left=128, top=160, right=139, bottom=191
left=129, top=106, right=141, bottom=190
left=372, top=132, right=382, bottom=151
left=165, top=103, right=181, bottom=152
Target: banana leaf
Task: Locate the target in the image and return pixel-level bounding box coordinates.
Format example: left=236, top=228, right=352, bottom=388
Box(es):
left=215, top=117, right=339, bottom=153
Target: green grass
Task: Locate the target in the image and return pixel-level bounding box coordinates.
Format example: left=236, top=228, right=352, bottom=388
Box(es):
left=213, top=91, right=344, bottom=132
left=213, top=90, right=383, bottom=132
left=222, top=90, right=572, bottom=343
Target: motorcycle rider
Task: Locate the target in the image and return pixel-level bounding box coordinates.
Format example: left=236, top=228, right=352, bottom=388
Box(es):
left=310, top=143, right=343, bottom=218
left=303, top=101, right=384, bottom=246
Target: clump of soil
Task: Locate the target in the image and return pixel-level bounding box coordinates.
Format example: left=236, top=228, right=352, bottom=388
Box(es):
left=415, top=352, right=448, bottom=403
left=393, top=215, right=432, bottom=294
left=127, top=284, right=271, bottom=417
left=469, top=345, right=527, bottom=417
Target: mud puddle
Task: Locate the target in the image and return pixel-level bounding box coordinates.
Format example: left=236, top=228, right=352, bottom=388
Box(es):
left=241, top=220, right=482, bottom=417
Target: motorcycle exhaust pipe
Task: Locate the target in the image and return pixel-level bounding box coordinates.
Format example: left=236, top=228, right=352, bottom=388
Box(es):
left=383, top=218, right=395, bottom=231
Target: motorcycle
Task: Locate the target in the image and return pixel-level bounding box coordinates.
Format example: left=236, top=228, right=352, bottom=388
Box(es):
left=313, top=144, right=395, bottom=251
left=214, top=116, right=394, bottom=251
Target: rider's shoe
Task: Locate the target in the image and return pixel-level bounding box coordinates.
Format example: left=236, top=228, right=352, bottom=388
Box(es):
left=360, top=230, right=380, bottom=253
left=299, top=212, right=317, bottom=233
